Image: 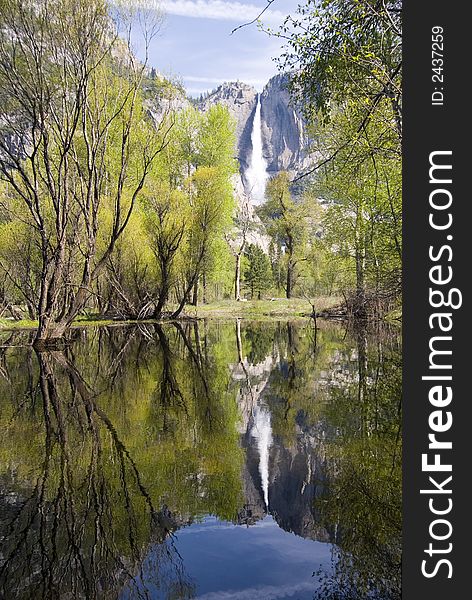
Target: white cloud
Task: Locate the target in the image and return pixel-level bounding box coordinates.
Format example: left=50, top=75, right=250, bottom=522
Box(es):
left=195, top=581, right=316, bottom=600
left=119, top=0, right=286, bottom=24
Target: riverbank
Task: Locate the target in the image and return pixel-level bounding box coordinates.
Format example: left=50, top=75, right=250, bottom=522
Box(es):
left=185, top=297, right=340, bottom=319
left=0, top=297, right=340, bottom=331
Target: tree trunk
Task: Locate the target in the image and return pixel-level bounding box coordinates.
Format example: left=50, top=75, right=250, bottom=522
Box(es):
left=202, top=272, right=207, bottom=305
left=171, top=274, right=198, bottom=320
left=154, top=285, right=168, bottom=319
left=286, top=261, right=293, bottom=299
left=234, top=252, right=242, bottom=301
left=26, top=301, right=36, bottom=320
left=171, top=245, right=206, bottom=320
left=286, top=239, right=294, bottom=299
left=191, top=278, right=199, bottom=306
left=154, top=262, right=170, bottom=318
left=355, top=246, right=366, bottom=317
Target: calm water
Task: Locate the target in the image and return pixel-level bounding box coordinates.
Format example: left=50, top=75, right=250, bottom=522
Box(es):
left=0, top=319, right=401, bottom=600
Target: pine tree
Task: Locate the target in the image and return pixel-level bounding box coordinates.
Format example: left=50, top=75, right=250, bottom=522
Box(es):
left=244, top=244, right=272, bottom=300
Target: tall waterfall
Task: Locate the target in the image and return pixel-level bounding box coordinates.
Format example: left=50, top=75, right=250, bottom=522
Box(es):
left=251, top=405, right=273, bottom=509
left=245, top=94, right=269, bottom=205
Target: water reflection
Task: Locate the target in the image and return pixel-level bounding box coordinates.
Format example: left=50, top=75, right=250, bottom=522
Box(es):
left=0, top=319, right=401, bottom=599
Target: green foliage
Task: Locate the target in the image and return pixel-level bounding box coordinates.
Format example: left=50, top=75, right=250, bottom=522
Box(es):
left=277, top=0, right=402, bottom=140
left=244, top=243, right=272, bottom=299
left=258, top=173, right=320, bottom=298
left=102, top=103, right=237, bottom=316
left=268, top=0, right=402, bottom=316
left=0, top=23, right=238, bottom=323
left=0, top=0, right=403, bottom=332
left=197, top=104, right=238, bottom=175
left=0, top=0, right=168, bottom=339
left=312, top=100, right=402, bottom=312
left=184, top=166, right=235, bottom=279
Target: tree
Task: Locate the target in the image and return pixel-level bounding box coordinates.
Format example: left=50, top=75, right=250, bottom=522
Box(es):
left=197, top=104, right=237, bottom=175
left=225, top=200, right=258, bottom=301
left=0, top=196, right=42, bottom=319
left=244, top=243, right=272, bottom=299
left=313, top=101, right=402, bottom=315
left=0, top=0, right=171, bottom=345
left=142, top=185, right=187, bottom=318
left=258, top=172, right=316, bottom=298
left=92, top=101, right=238, bottom=318
left=191, top=105, right=237, bottom=304
left=98, top=209, right=157, bottom=318
left=173, top=166, right=234, bottom=317
left=267, top=0, right=402, bottom=314
left=277, top=0, right=402, bottom=146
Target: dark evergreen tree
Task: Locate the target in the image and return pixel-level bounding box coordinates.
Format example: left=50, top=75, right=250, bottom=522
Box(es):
left=244, top=244, right=272, bottom=299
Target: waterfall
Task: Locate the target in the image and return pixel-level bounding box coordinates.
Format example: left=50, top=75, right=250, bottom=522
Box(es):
left=251, top=405, right=273, bottom=509
left=245, top=94, right=269, bottom=205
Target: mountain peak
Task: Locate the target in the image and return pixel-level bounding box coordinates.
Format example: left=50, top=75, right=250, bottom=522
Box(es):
left=200, top=80, right=258, bottom=107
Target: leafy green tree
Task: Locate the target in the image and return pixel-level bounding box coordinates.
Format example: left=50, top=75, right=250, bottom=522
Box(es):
left=0, top=0, right=170, bottom=344
left=97, top=208, right=157, bottom=318
left=265, top=0, right=402, bottom=315
left=313, top=102, right=402, bottom=315
left=88, top=100, right=237, bottom=318
left=174, top=166, right=235, bottom=316
left=197, top=104, right=238, bottom=175
left=0, top=201, right=42, bottom=319
left=190, top=105, right=237, bottom=304
left=258, top=173, right=317, bottom=298
left=142, top=185, right=187, bottom=318
left=244, top=244, right=272, bottom=299
left=225, top=201, right=259, bottom=301
left=171, top=107, right=201, bottom=183
left=277, top=0, right=402, bottom=144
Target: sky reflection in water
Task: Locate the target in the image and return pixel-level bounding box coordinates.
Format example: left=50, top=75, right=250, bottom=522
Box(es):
left=121, top=515, right=332, bottom=599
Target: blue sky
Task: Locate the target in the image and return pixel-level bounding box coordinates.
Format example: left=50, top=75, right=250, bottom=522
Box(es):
left=120, top=1, right=300, bottom=96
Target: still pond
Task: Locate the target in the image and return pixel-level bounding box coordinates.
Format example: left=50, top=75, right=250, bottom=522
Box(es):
left=0, top=319, right=401, bottom=600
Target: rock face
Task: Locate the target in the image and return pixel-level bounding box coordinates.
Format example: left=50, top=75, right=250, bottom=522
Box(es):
left=200, top=76, right=309, bottom=200
left=268, top=427, right=333, bottom=542
left=260, top=74, right=310, bottom=178
left=143, top=72, right=192, bottom=124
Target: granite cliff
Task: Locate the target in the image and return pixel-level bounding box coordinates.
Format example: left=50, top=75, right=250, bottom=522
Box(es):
left=199, top=75, right=310, bottom=201
left=260, top=74, right=310, bottom=177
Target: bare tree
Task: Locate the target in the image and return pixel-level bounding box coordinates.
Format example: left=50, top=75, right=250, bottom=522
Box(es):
left=225, top=200, right=252, bottom=301
left=0, top=0, right=172, bottom=346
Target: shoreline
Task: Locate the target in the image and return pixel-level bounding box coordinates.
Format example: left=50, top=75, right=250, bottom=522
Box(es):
left=0, top=296, right=402, bottom=332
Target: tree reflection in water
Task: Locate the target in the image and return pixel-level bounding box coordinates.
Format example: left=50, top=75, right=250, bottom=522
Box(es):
left=0, top=337, right=196, bottom=598
left=313, top=324, right=402, bottom=600
left=0, top=320, right=401, bottom=600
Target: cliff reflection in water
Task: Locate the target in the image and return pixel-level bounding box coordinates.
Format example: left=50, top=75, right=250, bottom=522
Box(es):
left=0, top=319, right=401, bottom=600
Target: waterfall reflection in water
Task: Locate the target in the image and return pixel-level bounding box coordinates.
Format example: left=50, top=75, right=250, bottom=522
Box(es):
left=0, top=320, right=401, bottom=600
left=250, top=405, right=273, bottom=509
